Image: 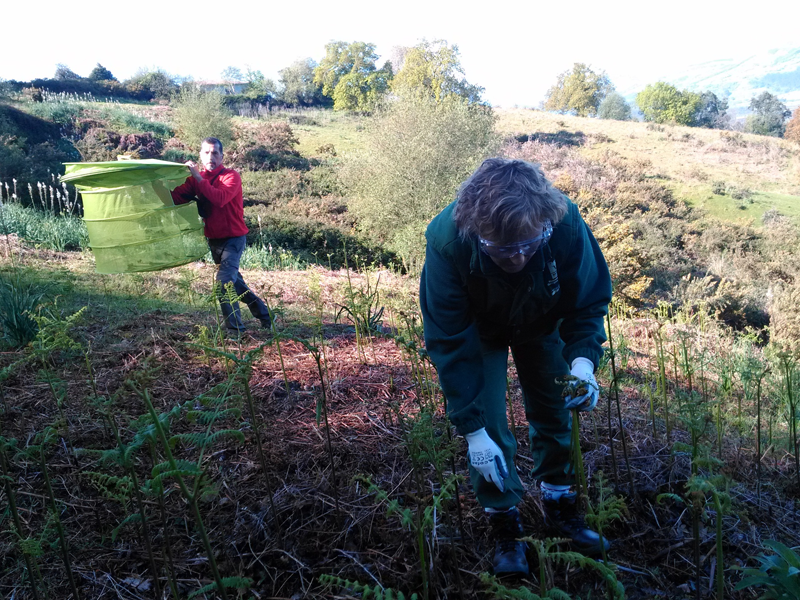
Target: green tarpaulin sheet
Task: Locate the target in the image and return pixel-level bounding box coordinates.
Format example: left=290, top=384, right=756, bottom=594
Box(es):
left=61, top=159, right=207, bottom=274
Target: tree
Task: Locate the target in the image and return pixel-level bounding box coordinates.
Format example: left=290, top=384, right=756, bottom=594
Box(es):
left=693, top=91, right=729, bottom=129
left=54, top=64, right=81, bottom=81
left=543, top=63, right=613, bottom=117
left=124, top=69, right=177, bottom=100
left=313, top=41, right=392, bottom=111
left=173, top=84, right=233, bottom=150
left=242, top=68, right=277, bottom=100
left=88, top=63, right=115, bottom=81
left=744, top=91, right=791, bottom=137
left=342, top=95, right=498, bottom=269
left=390, top=39, right=484, bottom=104
left=635, top=82, right=702, bottom=125
left=597, top=92, right=632, bottom=121
left=785, top=106, right=800, bottom=143
left=278, top=59, right=326, bottom=106
left=221, top=66, right=244, bottom=94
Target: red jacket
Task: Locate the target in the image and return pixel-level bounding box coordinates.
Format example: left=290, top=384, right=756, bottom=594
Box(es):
left=171, top=165, right=249, bottom=239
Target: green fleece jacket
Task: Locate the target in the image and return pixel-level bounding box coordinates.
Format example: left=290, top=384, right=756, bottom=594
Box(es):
left=420, top=199, right=612, bottom=435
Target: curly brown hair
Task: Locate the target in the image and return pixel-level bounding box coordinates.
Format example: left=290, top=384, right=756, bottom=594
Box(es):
left=453, top=158, right=567, bottom=240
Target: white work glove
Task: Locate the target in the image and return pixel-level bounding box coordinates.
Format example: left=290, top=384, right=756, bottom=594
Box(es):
left=564, top=357, right=599, bottom=412
left=465, top=428, right=508, bottom=492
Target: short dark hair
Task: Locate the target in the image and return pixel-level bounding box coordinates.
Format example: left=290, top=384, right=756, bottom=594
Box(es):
left=453, top=158, right=568, bottom=240
left=202, top=137, right=223, bottom=153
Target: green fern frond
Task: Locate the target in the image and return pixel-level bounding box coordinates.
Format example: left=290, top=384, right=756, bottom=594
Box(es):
left=151, top=459, right=203, bottom=483
left=187, top=576, right=253, bottom=599
left=112, top=512, right=143, bottom=542
left=169, top=429, right=244, bottom=450
left=186, top=408, right=242, bottom=424
left=19, top=538, right=44, bottom=557
left=479, top=572, right=545, bottom=599
left=318, top=574, right=417, bottom=600
left=80, top=471, right=133, bottom=501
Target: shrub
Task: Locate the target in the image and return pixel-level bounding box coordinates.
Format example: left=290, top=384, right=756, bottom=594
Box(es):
left=0, top=273, right=49, bottom=349
left=228, top=121, right=307, bottom=171
left=118, top=133, right=163, bottom=159
left=343, top=94, right=497, bottom=269
left=172, top=85, right=233, bottom=150
left=785, top=107, right=800, bottom=143
left=74, top=127, right=123, bottom=161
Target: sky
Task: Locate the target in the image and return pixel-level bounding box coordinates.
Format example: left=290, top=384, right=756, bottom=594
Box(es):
left=3, top=0, right=799, bottom=107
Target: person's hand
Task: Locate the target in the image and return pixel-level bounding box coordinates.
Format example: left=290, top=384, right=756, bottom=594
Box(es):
left=564, top=357, right=599, bottom=412
left=184, top=160, right=202, bottom=181
left=465, top=428, right=508, bottom=492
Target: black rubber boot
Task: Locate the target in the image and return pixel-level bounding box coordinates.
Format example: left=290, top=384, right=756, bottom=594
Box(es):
left=542, top=492, right=610, bottom=556
left=489, top=507, right=529, bottom=576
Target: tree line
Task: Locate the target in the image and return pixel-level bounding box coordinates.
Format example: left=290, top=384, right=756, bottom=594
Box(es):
left=2, top=39, right=484, bottom=112
left=543, top=62, right=799, bottom=139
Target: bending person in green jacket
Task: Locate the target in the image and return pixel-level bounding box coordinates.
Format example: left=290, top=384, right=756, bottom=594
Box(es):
left=420, top=158, right=612, bottom=575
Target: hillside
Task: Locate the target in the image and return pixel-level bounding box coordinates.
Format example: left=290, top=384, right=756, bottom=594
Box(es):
left=620, top=46, right=800, bottom=114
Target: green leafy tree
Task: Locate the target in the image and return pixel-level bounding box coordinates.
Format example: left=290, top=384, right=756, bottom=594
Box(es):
left=693, top=91, right=729, bottom=128
left=342, top=95, right=498, bottom=269
left=173, top=84, right=233, bottom=150
left=390, top=39, right=484, bottom=104
left=785, top=106, right=800, bottom=143
left=744, top=91, right=791, bottom=137
left=278, top=58, right=327, bottom=106
left=54, top=64, right=81, bottom=81
left=635, top=82, right=702, bottom=125
left=124, top=68, right=177, bottom=100
left=221, top=66, right=243, bottom=94
left=543, top=63, right=614, bottom=117
left=597, top=92, right=632, bottom=121
left=313, top=41, right=392, bottom=111
left=242, top=68, right=277, bottom=100
left=88, top=63, right=115, bottom=81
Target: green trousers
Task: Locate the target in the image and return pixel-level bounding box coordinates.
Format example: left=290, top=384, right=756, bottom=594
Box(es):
left=470, top=330, right=574, bottom=510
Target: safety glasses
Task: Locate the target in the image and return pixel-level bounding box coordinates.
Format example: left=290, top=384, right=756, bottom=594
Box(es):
left=479, top=221, right=553, bottom=258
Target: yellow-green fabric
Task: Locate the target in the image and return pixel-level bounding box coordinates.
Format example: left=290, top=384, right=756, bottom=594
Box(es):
left=62, top=159, right=207, bottom=274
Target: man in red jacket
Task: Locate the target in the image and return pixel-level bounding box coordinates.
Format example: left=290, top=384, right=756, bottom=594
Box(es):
left=171, top=137, right=271, bottom=334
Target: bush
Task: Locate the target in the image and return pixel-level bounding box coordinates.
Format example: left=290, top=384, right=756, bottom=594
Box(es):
left=74, top=127, right=122, bottom=161
left=0, top=273, right=49, bottom=349
left=172, top=85, right=233, bottom=150
left=228, top=121, right=307, bottom=171
left=784, top=107, right=800, bottom=143
left=343, top=95, right=498, bottom=269
left=597, top=92, right=632, bottom=121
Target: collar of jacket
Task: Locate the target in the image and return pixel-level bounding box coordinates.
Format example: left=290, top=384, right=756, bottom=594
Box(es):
left=201, top=165, right=227, bottom=179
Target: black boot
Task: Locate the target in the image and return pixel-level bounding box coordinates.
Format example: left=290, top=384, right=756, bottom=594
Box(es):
left=542, top=492, right=610, bottom=556
left=488, top=507, right=529, bottom=575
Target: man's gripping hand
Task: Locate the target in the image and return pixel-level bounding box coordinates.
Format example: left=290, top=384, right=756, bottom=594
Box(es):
left=564, top=357, right=599, bottom=412
left=184, top=160, right=202, bottom=182
left=465, top=428, right=508, bottom=492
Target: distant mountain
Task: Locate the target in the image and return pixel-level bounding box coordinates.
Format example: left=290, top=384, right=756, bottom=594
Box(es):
left=621, top=47, right=800, bottom=116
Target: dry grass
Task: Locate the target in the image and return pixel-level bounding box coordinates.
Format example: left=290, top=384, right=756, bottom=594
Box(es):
left=2, top=248, right=800, bottom=599
left=496, top=108, right=800, bottom=223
